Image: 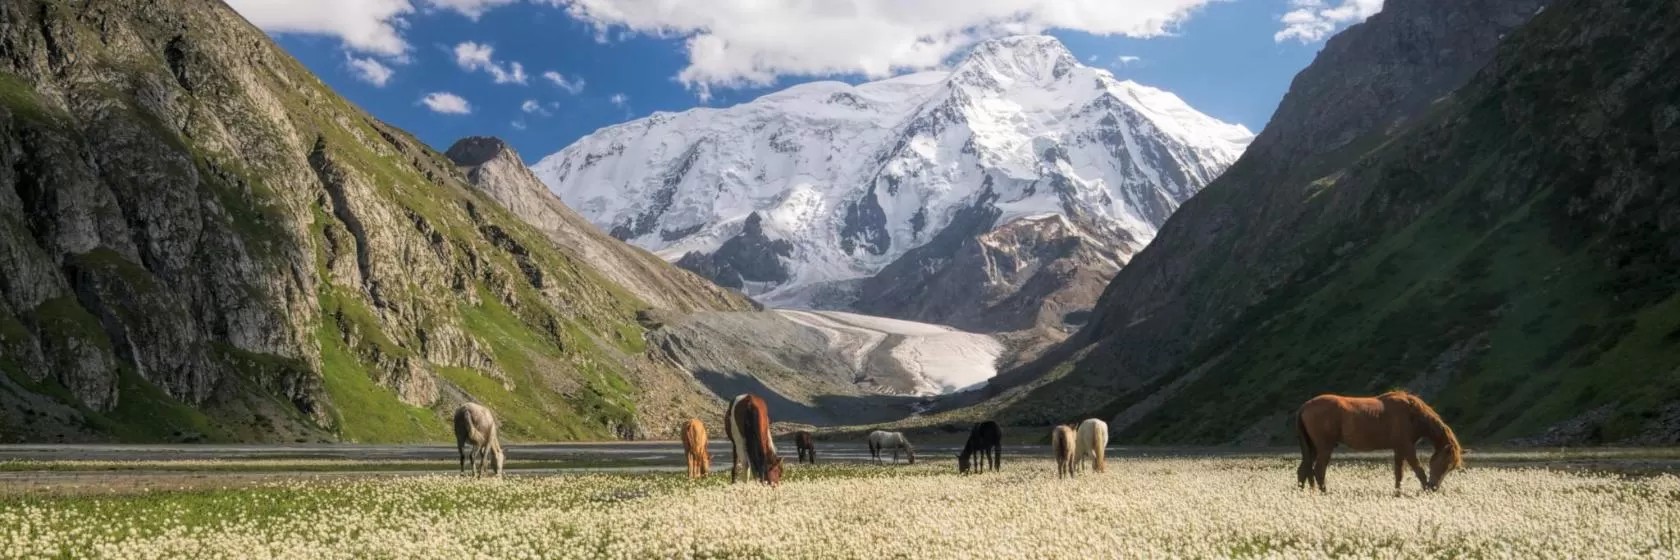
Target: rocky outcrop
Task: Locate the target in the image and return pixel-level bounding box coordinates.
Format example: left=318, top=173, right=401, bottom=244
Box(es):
left=985, top=0, right=1680, bottom=444
left=856, top=196, right=1133, bottom=335
left=0, top=0, right=725, bottom=442
left=674, top=213, right=793, bottom=290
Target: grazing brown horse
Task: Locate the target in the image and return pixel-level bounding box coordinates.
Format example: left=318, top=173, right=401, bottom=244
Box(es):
left=1296, top=391, right=1464, bottom=492
left=958, top=421, right=1002, bottom=474
left=1051, top=425, right=1077, bottom=479
left=681, top=418, right=710, bottom=479
left=794, top=430, right=817, bottom=464
left=725, top=394, right=784, bottom=486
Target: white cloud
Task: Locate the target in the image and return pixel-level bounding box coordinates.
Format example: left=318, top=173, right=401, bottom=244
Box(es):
left=227, top=0, right=414, bottom=56
left=547, top=0, right=1218, bottom=92
left=511, top=120, right=528, bottom=130
left=542, top=71, right=587, bottom=94
left=453, top=41, right=529, bottom=84
left=521, top=99, right=553, bottom=116
left=1115, top=55, right=1142, bottom=66
left=345, top=55, right=396, bottom=86
left=426, top=0, right=519, bottom=19
left=420, top=92, right=472, bottom=114
left=1274, top=0, right=1383, bottom=43
left=608, top=93, right=628, bottom=107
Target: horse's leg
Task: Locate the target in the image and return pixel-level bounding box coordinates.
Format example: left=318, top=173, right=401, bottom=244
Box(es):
left=1392, top=452, right=1405, bottom=493
left=459, top=442, right=468, bottom=475
left=1403, top=447, right=1429, bottom=490
left=1313, top=446, right=1332, bottom=492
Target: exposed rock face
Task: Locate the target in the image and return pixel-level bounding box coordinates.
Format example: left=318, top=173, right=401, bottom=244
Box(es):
left=674, top=213, right=794, bottom=291
left=445, top=136, right=757, bottom=314
left=0, top=0, right=724, bottom=442
left=985, top=0, right=1680, bottom=444
left=857, top=206, right=1131, bottom=335
left=534, top=36, right=1251, bottom=335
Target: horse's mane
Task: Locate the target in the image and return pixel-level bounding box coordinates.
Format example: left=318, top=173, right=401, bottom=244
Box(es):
left=1388, top=391, right=1462, bottom=468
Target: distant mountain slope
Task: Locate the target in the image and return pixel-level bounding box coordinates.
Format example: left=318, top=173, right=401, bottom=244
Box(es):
left=445, top=136, right=757, bottom=315
left=534, top=35, right=1250, bottom=334
left=983, top=0, right=1680, bottom=445
left=0, top=0, right=720, bottom=442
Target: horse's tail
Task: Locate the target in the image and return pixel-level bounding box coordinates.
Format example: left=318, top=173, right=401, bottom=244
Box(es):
left=1295, top=411, right=1314, bottom=486
left=742, top=403, right=769, bottom=479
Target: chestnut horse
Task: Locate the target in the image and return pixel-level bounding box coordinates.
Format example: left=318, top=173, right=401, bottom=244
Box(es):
left=958, top=421, right=1002, bottom=474
left=794, top=430, right=817, bottom=464
left=1296, top=391, right=1464, bottom=492
left=1051, top=425, right=1077, bottom=479
left=681, top=418, right=710, bottom=479
left=725, top=394, right=784, bottom=485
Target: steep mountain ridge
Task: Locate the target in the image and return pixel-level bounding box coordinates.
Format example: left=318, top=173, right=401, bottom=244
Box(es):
left=444, top=136, right=757, bottom=315
left=0, top=0, right=725, bottom=442
left=986, top=0, right=1680, bottom=445
left=534, top=35, right=1251, bottom=333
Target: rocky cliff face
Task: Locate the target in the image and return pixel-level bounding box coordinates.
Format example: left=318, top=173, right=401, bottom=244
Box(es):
left=984, top=0, right=1680, bottom=445
left=0, top=0, right=721, bottom=442
left=534, top=36, right=1250, bottom=334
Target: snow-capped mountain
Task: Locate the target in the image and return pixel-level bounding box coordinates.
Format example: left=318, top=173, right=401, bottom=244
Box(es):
left=533, top=35, right=1252, bottom=332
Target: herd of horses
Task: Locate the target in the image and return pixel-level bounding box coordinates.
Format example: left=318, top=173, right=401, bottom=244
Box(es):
left=454, top=390, right=1464, bottom=492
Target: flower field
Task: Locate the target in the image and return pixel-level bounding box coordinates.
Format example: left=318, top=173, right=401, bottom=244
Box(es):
left=1, top=456, right=1676, bottom=559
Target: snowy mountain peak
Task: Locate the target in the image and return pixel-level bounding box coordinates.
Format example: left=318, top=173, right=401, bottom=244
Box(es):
left=532, top=36, right=1252, bottom=318
left=952, top=35, right=1081, bottom=88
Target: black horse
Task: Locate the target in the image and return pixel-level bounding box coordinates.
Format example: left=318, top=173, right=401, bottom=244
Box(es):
left=794, top=430, right=817, bottom=464
left=957, top=421, right=1003, bottom=473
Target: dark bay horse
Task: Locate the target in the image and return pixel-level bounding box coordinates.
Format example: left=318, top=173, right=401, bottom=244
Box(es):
left=958, top=421, right=1002, bottom=474
left=1296, top=391, right=1463, bottom=492
left=794, top=430, right=816, bottom=464
left=726, top=393, right=784, bottom=486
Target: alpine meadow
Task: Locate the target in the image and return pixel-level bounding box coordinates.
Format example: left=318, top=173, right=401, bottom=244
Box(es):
left=0, top=0, right=1676, bottom=558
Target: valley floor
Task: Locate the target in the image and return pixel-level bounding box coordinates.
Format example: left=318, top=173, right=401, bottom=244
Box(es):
left=1, top=450, right=1677, bottom=558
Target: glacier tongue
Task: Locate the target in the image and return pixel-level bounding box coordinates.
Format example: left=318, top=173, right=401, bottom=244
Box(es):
left=532, top=34, right=1252, bottom=312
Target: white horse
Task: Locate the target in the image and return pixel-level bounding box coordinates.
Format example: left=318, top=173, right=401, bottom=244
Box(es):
left=1075, top=418, right=1108, bottom=473
left=453, top=403, right=504, bottom=477
left=867, top=430, right=916, bottom=464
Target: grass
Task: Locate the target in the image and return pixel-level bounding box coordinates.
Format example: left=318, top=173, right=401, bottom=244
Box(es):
left=1, top=457, right=1675, bottom=558
left=314, top=319, right=445, bottom=443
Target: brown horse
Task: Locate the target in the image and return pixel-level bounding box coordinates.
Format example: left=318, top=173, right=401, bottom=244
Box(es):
left=794, top=430, right=816, bottom=464
left=1051, top=425, right=1077, bottom=479
left=681, top=418, right=710, bottom=479
left=1296, top=391, right=1464, bottom=492
left=725, top=394, right=784, bottom=486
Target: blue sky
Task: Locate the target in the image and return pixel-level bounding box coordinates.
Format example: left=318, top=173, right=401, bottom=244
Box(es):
left=232, top=0, right=1382, bottom=163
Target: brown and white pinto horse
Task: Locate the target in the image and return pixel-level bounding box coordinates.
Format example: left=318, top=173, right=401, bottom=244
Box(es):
left=725, top=394, right=784, bottom=486
left=1296, top=391, right=1464, bottom=492
left=794, top=430, right=817, bottom=464
left=681, top=418, right=710, bottom=479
